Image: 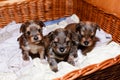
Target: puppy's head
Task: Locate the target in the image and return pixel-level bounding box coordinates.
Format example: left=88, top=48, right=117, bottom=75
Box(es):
left=48, top=28, right=72, bottom=55
left=76, top=21, right=100, bottom=46
left=20, top=20, right=45, bottom=44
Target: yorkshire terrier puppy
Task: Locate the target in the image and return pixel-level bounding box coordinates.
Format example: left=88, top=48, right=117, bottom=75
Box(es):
left=44, top=28, right=78, bottom=72
left=17, top=20, right=46, bottom=61
left=65, top=21, right=100, bottom=55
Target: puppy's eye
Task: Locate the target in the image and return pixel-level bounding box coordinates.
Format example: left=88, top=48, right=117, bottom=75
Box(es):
left=27, top=31, right=30, bottom=35
left=53, top=41, right=58, bottom=46
left=81, top=34, right=84, bottom=37
left=91, top=35, right=94, bottom=38
left=66, top=41, right=70, bottom=45
left=38, top=29, right=41, bottom=32
left=54, top=41, right=58, bottom=44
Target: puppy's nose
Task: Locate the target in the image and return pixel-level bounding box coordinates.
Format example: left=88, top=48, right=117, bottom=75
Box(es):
left=34, top=36, right=38, bottom=40
left=59, top=47, right=65, bottom=52
left=84, top=41, right=89, bottom=45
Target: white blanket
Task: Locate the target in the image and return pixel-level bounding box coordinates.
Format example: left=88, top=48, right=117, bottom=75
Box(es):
left=0, top=14, right=120, bottom=80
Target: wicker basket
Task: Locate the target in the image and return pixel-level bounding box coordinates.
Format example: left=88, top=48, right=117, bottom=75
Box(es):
left=0, top=0, right=120, bottom=80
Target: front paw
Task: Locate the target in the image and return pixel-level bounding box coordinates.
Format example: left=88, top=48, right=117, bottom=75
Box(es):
left=68, top=59, right=75, bottom=66
left=52, top=67, right=58, bottom=72
left=68, top=56, right=75, bottom=66
left=49, top=60, right=58, bottom=72
left=23, top=54, right=29, bottom=61
left=50, top=65, right=58, bottom=72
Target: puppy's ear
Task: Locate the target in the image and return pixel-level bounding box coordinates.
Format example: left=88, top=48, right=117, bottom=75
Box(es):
left=20, top=21, right=30, bottom=33
left=47, top=31, right=55, bottom=41
left=20, top=24, right=26, bottom=33
left=93, top=23, right=100, bottom=31
left=65, top=30, right=72, bottom=39
left=75, top=24, right=80, bottom=33
left=75, top=22, right=84, bottom=33
left=38, top=21, right=45, bottom=27
left=96, top=24, right=100, bottom=31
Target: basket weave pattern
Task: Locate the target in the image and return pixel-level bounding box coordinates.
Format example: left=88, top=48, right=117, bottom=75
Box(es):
left=0, top=0, right=120, bottom=80
left=0, top=0, right=119, bottom=42
left=76, top=0, right=120, bottom=43
left=0, top=0, right=74, bottom=27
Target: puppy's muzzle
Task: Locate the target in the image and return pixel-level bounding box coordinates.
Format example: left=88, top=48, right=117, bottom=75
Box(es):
left=59, top=47, right=65, bottom=52
left=31, top=34, right=42, bottom=42
left=84, top=41, right=89, bottom=46
left=34, top=35, right=39, bottom=40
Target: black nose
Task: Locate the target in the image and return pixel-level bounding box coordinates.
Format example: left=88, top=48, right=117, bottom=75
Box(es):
left=84, top=41, right=89, bottom=45
left=34, top=36, right=38, bottom=40
left=59, top=47, right=65, bottom=52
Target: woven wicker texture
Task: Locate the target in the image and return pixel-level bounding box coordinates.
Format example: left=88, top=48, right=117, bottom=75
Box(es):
left=0, top=0, right=120, bottom=80
left=76, top=0, right=120, bottom=43
left=0, top=0, right=74, bottom=27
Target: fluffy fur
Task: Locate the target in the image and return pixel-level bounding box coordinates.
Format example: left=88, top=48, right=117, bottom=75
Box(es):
left=44, top=28, right=78, bottom=72
left=65, top=21, right=100, bottom=55
left=17, top=20, right=46, bottom=60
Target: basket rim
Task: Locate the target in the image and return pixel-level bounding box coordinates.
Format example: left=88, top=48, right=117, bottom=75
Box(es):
left=54, top=54, right=120, bottom=80
left=0, top=0, right=27, bottom=7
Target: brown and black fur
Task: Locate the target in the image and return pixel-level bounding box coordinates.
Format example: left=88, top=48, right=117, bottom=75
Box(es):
left=44, top=28, right=78, bottom=72
left=17, top=20, right=46, bottom=61
left=65, top=21, right=100, bottom=55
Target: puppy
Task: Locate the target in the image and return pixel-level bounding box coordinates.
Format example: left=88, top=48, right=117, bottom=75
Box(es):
left=17, top=20, right=45, bottom=61
left=44, top=28, right=78, bottom=72
left=65, top=21, right=100, bottom=55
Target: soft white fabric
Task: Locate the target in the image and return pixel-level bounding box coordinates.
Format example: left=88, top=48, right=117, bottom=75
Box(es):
left=43, top=14, right=80, bottom=36
left=0, top=14, right=119, bottom=80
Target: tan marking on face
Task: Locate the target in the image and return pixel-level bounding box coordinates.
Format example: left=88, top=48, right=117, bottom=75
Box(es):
left=66, top=37, right=70, bottom=42
left=25, top=22, right=43, bottom=43
left=26, top=27, right=30, bottom=32
left=91, top=32, right=94, bottom=36
left=54, top=37, right=58, bottom=42
left=81, top=31, right=85, bottom=36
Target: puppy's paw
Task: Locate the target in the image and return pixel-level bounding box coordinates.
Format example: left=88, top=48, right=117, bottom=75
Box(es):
left=51, top=66, right=58, bottom=72
left=50, top=64, right=58, bottom=72
left=68, top=56, right=75, bottom=66
left=23, top=55, right=30, bottom=61
left=68, top=60, right=75, bottom=66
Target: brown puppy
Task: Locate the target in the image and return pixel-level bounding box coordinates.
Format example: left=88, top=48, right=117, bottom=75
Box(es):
left=65, top=21, right=100, bottom=55
left=44, top=28, right=78, bottom=72
left=17, top=20, right=45, bottom=61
